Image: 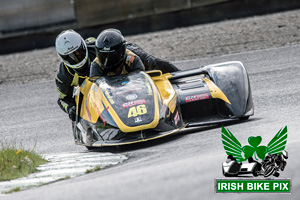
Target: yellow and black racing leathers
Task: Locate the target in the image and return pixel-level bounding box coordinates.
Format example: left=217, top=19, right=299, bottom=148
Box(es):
left=55, top=40, right=178, bottom=115
left=55, top=37, right=96, bottom=114
left=89, top=49, right=144, bottom=81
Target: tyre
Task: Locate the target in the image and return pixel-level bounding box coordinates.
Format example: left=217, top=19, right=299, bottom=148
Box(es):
left=274, top=172, right=280, bottom=177
left=264, top=165, right=275, bottom=177
left=252, top=171, right=258, bottom=177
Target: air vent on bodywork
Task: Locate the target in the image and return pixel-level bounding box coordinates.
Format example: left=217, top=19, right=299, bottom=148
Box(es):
left=178, top=81, right=204, bottom=90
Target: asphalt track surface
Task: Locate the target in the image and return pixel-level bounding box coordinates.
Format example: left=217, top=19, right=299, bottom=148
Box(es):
left=0, top=43, right=300, bottom=199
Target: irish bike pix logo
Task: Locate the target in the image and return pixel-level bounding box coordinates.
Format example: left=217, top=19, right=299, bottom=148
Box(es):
left=215, top=126, right=291, bottom=193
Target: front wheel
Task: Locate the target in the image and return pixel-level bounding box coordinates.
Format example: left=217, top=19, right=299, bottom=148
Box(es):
left=264, top=165, right=276, bottom=177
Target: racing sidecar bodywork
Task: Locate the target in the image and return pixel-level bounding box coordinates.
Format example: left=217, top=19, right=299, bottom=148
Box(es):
left=222, top=161, right=259, bottom=177
left=73, top=61, right=253, bottom=147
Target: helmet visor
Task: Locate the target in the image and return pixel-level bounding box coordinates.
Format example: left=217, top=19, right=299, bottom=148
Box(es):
left=97, top=43, right=124, bottom=69
left=59, top=41, right=87, bottom=68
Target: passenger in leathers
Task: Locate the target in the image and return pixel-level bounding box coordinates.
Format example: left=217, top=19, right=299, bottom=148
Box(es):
left=55, top=29, right=179, bottom=121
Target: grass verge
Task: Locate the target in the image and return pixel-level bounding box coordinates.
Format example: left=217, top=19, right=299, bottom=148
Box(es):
left=2, top=187, right=21, bottom=194
left=86, top=165, right=101, bottom=174
left=0, top=147, right=48, bottom=181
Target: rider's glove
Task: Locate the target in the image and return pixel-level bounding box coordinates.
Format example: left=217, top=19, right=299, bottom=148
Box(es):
left=68, top=106, right=76, bottom=121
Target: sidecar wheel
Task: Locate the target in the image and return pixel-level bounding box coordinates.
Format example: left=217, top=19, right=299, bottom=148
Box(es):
left=274, top=172, right=280, bottom=177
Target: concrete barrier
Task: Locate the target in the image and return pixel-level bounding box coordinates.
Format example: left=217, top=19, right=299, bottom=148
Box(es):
left=1, top=0, right=300, bottom=54
left=0, top=0, right=75, bottom=37
left=74, top=0, right=230, bottom=28
left=0, top=0, right=231, bottom=37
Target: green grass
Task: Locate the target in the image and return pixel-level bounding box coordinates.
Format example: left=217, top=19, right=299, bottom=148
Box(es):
left=58, top=175, right=71, bottom=181
left=0, top=147, right=48, bottom=181
left=86, top=165, right=101, bottom=174
left=2, top=187, right=21, bottom=194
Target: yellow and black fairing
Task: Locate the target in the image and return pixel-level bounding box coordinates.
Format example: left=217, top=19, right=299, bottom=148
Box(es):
left=73, top=71, right=185, bottom=147
left=169, top=61, right=254, bottom=127
left=73, top=61, right=253, bottom=147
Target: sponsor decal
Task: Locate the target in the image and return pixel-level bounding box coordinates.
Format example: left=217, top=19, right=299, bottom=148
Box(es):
left=121, top=81, right=130, bottom=86
left=122, top=99, right=146, bottom=108
left=215, top=126, right=291, bottom=193
left=174, top=110, right=180, bottom=126
left=66, top=45, right=78, bottom=53
left=134, top=117, right=143, bottom=123
left=126, top=94, right=138, bottom=101
left=126, top=55, right=135, bottom=63
left=99, top=47, right=115, bottom=53
left=185, top=93, right=209, bottom=102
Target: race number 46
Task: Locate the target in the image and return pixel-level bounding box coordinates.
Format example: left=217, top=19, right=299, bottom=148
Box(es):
left=128, top=105, right=147, bottom=118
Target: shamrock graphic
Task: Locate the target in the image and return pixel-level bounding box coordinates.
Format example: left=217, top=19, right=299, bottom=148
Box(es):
left=242, top=136, right=267, bottom=160
left=221, top=126, right=287, bottom=163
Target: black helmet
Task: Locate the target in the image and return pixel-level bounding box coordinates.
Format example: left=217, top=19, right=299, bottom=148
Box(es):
left=95, top=29, right=126, bottom=71
left=55, top=30, right=88, bottom=70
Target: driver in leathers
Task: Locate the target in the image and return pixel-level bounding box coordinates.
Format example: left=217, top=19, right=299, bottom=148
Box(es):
left=90, top=29, right=144, bottom=80
left=55, top=29, right=179, bottom=121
